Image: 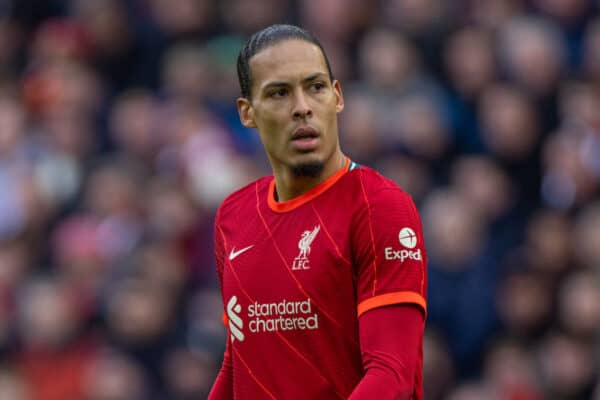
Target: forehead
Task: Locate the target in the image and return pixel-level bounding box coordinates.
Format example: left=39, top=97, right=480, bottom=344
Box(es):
left=249, top=39, right=328, bottom=87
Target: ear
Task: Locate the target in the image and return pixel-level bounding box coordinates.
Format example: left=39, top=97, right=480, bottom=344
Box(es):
left=333, top=80, right=344, bottom=113
left=237, top=97, right=257, bottom=128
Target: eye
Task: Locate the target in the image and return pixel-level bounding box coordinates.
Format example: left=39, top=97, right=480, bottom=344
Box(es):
left=270, top=88, right=288, bottom=98
left=311, top=82, right=326, bottom=92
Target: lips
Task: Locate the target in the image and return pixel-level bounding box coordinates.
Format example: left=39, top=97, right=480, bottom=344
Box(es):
left=291, top=126, right=320, bottom=152
left=292, top=126, right=319, bottom=140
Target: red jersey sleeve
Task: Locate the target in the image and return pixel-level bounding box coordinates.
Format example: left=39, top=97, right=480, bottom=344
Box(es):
left=352, top=181, right=427, bottom=318
left=349, top=304, right=424, bottom=399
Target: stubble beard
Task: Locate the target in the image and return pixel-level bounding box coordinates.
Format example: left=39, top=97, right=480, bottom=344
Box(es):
left=291, top=161, right=325, bottom=178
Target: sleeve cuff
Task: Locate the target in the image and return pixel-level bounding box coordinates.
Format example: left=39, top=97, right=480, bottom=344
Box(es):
left=357, top=291, right=427, bottom=318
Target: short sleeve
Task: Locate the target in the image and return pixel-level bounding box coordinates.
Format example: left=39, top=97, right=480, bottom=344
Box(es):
left=352, top=186, right=427, bottom=318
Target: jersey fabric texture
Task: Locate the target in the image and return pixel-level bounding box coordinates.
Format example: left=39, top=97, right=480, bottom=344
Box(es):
left=214, top=158, right=427, bottom=399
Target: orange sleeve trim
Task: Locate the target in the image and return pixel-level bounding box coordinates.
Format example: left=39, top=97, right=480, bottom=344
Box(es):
left=357, top=291, right=427, bottom=318
left=268, top=157, right=350, bottom=213
left=222, top=312, right=228, bottom=326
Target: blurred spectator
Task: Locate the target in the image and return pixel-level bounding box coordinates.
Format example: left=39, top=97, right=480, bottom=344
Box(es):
left=71, top=0, right=159, bottom=90
left=444, top=27, right=496, bottom=101
left=15, top=277, right=99, bottom=400
left=50, top=214, right=108, bottom=313
left=157, top=100, right=261, bottom=208
left=0, top=18, right=23, bottom=80
left=422, top=330, right=455, bottom=400
left=220, top=0, right=290, bottom=36
left=422, top=188, right=487, bottom=270
left=130, top=240, right=188, bottom=294
left=423, top=188, right=502, bottom=376
left=558, top=270, right=600, bottom=339
left=108, top=88, right=160, bottom=168
left=496, top=268, right=554, bottom=339
left=103, top=277, right=176, bottom=394
left=357, top=28, right=422, bottom=92
left=105, top=277, right=174, bottom=347
left=81, top=159, right=145, bottom=265
left=162, top=347, right=218, bottom=399
left=479, top=83, right=544, bottom=210
left=298, top=0, right=367, bottom=45
left=523, top=209, right=573, bottom=277
left=161, top=43, right=216, bottom=104
left=0, top=368, right=30, bottom=400
left=450, top=155, right=514, bottom=223
left=0, top=237, right=30, bottom=294
left=374, top=154, right=433, bottom=203
left=186, top=288, right=226, bottom=358
left=541, top=132, right=597, bottom=209
left=445, top=381, right=498, bottom=400
left=479, top=84, right=541, bottom=162
left=464, top=0, right=525, bottom=31
left=338, top=91, right=381, bottom=164
left=582, top=18, right=600, bottom=86
left=443, top=27, right=496, bottom=152
left=573, top=201, right=600, bottom=270
left=383, top=88, right=451, bottom=162
left=145, top=0, right=218, bottom=39
left=81, top=349, right=148, bottom=400
left=483, top=339, right=543, bottom=400
left=498, top=16, right=567, bottom=97
left=533, top=0, right=591, bottom=25
left=536, top=332, right=597, bottom=398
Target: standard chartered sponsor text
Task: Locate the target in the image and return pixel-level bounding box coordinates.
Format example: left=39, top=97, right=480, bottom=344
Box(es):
left=248, top=298, right=318, bottom=333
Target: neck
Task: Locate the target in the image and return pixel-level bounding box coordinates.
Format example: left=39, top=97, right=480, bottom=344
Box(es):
left=273, top=151, right=346, bottom=202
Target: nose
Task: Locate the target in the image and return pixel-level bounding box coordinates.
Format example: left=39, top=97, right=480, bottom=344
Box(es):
left=292, top=90, right=313, bottom=119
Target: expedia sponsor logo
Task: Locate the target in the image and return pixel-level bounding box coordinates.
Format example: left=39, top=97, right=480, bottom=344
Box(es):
left=384, top=247, right=422, bottom=262
left=398, top=227, right=417, bottom=249
left=384, top=227, right=422, bottom=262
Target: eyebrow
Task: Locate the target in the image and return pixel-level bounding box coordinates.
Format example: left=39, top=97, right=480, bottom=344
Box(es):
left=261, top=72, right=329, bottom=91
left=302, top=72, right=328, bottom=83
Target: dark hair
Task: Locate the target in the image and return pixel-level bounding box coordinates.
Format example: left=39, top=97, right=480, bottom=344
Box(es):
left=237, top=24, right=334, bottom=99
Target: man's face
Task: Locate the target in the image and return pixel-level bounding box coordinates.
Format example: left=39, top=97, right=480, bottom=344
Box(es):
left=237, top=39, right=344, bottom=175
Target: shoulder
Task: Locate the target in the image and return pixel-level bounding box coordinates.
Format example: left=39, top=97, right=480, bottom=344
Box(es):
left=346, top=164, right=413, bottom=205
left=216, top=176, right=271, bottom=223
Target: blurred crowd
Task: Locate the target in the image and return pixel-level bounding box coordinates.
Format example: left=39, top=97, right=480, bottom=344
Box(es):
left=0, top=0, right=599, bottom=399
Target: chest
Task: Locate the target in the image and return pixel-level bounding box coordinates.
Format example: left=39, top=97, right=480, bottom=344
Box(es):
left=220, top=208, right=356, bottom=305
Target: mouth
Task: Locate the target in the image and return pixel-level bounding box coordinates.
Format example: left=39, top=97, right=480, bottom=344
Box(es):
left=291, top=126, right=320, bottom=152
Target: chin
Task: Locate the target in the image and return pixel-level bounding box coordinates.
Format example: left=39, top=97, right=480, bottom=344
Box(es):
left=291, top=160, right=325, bottom=178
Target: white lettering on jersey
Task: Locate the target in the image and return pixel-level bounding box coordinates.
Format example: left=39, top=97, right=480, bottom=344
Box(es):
left=385, top=227, right=422, bottom=262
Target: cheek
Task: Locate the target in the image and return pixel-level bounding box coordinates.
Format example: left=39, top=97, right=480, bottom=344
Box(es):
left=257, top=125, right=284, bottom=153
left=257, top=112, right=288, bottom=139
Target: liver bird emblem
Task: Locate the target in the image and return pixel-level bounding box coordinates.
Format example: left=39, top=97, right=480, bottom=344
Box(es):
left=298, top=225, right=320, bottom=259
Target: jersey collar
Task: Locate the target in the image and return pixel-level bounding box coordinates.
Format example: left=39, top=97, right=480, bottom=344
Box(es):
left=268, top=157, right=351, bottom=213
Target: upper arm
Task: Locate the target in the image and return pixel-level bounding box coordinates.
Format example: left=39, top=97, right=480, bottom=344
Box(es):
left=352, top=181, right=427, bottom=318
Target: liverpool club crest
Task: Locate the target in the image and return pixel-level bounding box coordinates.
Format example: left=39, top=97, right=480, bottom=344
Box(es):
left=292, top=225, right=320, bottom=270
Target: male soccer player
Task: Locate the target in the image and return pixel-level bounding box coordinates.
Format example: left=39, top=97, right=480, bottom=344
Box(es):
left=209, top=24, right=427, bottom=399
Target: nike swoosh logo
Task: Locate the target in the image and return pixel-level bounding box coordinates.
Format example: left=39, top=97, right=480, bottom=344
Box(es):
left=229, top=245, right=254, bottom=260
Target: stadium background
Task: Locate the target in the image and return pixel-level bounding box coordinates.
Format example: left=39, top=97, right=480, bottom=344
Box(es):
left=0, top=0, right=599, bottom=398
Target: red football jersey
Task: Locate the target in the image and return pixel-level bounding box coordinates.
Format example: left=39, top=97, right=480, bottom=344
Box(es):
left=214, top=158, right=427, bottom=399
